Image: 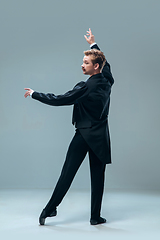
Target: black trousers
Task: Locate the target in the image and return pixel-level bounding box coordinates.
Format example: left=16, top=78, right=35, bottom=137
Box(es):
left=44, top=129, right=106, bottom=219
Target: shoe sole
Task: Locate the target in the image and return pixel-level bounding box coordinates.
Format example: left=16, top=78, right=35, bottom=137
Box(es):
left=90, top=219, right=106, bottom=225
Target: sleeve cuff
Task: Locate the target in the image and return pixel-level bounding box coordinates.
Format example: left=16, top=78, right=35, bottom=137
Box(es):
left=90, top=42, right=97, bottom=48
left=30, top=91, right=34, bottom=97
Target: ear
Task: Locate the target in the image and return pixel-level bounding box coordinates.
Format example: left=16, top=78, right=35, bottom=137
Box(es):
left=94, top=63, right=100, bottom=70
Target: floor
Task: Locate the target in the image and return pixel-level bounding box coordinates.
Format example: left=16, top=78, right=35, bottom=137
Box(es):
left=0, top=189, right=160, bottom=240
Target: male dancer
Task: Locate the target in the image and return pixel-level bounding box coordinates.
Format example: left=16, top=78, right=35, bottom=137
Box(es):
left=24, top=28, right=114, bottom=225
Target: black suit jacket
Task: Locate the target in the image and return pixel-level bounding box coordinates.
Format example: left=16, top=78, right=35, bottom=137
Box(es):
left=32, top=44, right=114, bottom=164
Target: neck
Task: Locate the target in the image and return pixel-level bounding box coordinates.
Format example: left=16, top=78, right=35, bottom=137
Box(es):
left=89, top=70, right=101, bottom=77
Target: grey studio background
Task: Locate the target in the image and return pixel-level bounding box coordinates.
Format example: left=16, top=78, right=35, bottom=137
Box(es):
left=0, top=0, right=160, bottom=190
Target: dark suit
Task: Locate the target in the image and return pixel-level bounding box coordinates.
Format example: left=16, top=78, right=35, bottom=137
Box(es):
left=32, top=44, right=114, bottom=220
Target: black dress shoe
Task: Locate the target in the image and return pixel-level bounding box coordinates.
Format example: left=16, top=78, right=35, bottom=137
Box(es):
left=90, top=217, right=107, bottom=225
left=39, top=209, right=47, bottom=225
left=39, top=209, right=57, bottom=225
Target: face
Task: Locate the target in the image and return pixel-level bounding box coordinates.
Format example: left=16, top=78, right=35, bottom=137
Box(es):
left=81, top=55, right=95, bottom=76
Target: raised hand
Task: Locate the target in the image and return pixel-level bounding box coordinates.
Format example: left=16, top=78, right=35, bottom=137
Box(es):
left=84, top=28, right=95, bottom=45
left=24, top=88, right=34, bottom=98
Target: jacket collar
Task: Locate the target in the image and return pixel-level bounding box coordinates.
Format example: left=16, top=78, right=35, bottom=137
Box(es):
left=86, top=73, right=103, bottom=82
left=90, top=73, right=103, bottom=79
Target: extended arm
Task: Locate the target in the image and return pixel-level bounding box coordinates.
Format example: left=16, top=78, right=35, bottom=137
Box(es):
left=24, top=81, right=88, bottom=106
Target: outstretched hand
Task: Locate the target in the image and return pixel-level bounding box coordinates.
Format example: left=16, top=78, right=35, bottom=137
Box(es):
left=84, top=28, right=95, bottom=45
left=24, top=88, right=34, bottom=98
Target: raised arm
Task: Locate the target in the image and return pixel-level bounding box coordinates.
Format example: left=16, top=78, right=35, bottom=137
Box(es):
left=84, top=28, right=114, bottom=86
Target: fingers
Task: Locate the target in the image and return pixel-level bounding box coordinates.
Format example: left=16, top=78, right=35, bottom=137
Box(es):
left=24, top=92, right=27, bottom=98
left=24, top=88, right=29, bottom=98
left=85, top=29, right=91, bottom=39
left=84, top=28, right=94, bottom=44
left=87, top=28, right=92, bottom=35
left=24, top=88, right=32, bottom=98
left=24, top=91, right=29, bottom=98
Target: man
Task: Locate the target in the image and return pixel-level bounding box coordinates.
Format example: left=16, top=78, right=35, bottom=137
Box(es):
left=24, top=28, right=114, bottom=225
